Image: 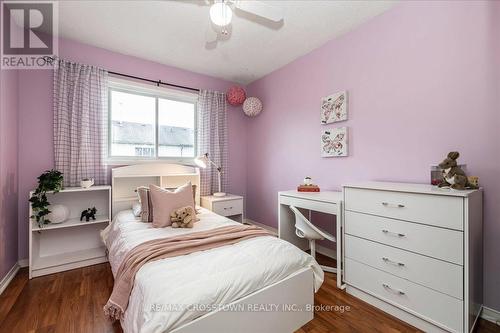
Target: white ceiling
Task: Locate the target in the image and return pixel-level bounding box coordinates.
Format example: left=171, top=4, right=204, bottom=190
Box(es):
left=58, top=1, right=397, bottom=84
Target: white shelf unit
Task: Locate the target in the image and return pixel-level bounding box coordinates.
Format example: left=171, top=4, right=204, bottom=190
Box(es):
left=29, top=185, right=111, bottom=279
left=111, top=164, right=200, bottom=218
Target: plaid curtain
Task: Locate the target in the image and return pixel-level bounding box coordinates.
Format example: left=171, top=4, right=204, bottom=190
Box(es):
left=197, top=90, right=228, bottom=196
left=53, top=59, right=108, bottom=187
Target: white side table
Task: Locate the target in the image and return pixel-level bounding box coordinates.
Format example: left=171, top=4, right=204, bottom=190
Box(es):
left=201, top=194, right=244, bottom=223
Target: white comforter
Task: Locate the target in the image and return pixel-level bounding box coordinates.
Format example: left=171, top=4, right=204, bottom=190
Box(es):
left=103, top=208, right=323, bottom=333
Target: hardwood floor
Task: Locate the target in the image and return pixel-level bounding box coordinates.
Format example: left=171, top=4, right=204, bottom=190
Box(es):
left=0, top=265, right=121, bottom=333
left=0, top=264, right=498, bottom=333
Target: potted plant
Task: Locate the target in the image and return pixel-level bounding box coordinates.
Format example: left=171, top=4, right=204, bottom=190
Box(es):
left=29, top=170, right=64, bottom=227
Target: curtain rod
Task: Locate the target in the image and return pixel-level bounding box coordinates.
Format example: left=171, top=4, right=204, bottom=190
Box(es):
left=45, top=56, right=200, bottom=93
left=108, top=71, right=200, bottom=92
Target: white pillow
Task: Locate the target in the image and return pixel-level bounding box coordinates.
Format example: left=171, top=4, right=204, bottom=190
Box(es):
left=132, top=201, right=142, bottom=217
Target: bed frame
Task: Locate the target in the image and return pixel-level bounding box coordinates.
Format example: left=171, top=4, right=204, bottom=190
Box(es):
left=111, top=163, right=201, bottom=217
left=111, top=163, right=316, bottom=333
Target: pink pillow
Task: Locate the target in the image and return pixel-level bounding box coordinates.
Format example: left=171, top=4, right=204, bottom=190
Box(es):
left=149, top=182, right=195, bottom=228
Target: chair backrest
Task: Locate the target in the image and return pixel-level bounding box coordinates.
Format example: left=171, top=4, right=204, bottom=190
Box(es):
left=289, top=205, right=335, bottom=242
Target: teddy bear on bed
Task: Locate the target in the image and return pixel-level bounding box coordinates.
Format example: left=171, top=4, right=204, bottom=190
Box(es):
left=170, top=206, right=196, bottom=228
left=437, top=151, right=477, bottom=190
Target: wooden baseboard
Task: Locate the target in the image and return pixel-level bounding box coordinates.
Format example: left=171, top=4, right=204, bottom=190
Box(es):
left=244, top=218, right=337, bottom=259
left=481, top=306, right=500, bottom=325
left=18, top=259, right=28, bottom=268
left=0, top=263, right=20, bottom=296
left=245, top=218, right=277, bottom=233
left=315, top=244, right=336, bottom=259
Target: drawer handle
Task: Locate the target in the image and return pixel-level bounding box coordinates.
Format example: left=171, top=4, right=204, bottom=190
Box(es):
left=382, top=229, right=406, bottom=237
left=382, top=257, right=405, bottom=267
left=382, top=202, right=405, bottom=208
left=382, top=283, right=406, bottom=295
left=223, top=207, right=233, bottom=210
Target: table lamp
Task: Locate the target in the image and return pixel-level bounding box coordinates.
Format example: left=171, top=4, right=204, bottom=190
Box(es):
left=194, top=153, right=226, bottom=197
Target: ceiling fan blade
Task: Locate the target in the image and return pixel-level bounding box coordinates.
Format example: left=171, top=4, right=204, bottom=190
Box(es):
left=234, top=0, right=284, bottom=22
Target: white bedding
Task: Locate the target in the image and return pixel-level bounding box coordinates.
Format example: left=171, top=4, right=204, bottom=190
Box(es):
left=103, top=208, right=324, bottom=333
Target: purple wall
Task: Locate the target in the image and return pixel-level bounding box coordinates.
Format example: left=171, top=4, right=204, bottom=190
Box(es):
left=0, top=68, right=19, bottom=280
left=246, top=1, right=500, bottom=310
left=17, top=38, right=247, bottom=260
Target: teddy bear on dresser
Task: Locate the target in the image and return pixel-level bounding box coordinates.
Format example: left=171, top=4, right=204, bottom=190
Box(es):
left=170, top=206, right=197, bottom=228
left=437, top=151, right=477, bottom=190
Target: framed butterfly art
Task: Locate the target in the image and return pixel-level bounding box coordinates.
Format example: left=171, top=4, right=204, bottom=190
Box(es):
left=321, top=91, right=348, bottom=124
left=321, top=127, right=348, bottom=157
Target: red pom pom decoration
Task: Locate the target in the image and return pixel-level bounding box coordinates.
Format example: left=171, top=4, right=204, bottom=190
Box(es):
left=226, top=86, right=246, bottom=106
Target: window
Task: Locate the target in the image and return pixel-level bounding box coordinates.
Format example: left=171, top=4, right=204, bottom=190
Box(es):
left=108, top=79, right=197, bottom=161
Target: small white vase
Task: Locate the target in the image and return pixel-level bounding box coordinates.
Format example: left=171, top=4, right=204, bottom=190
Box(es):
left=80, top=178, right=94, bottom=188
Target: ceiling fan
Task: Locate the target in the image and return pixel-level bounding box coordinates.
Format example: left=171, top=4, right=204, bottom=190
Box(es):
left=203, top=0, right=285, bottom=43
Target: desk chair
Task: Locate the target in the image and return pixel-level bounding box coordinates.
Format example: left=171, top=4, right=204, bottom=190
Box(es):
left=289, top=205, right=337, bottom=273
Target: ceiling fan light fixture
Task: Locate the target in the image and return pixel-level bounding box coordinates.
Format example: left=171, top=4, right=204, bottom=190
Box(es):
left=209, top=2, right=232, bottom=27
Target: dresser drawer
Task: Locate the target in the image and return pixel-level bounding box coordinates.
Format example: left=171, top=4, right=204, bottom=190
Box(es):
left=345, top=211, right=463, bottom=265
left=345, top=258, right=463, bottom=332
left=345, top=235, right=463, bottom=299
left=212, top=199, right=243, bottom=217
left=344, top=187, right=464, bottom=230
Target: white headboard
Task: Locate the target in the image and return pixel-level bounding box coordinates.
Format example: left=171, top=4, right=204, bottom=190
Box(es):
left=111, top=163, right=200, bottom=218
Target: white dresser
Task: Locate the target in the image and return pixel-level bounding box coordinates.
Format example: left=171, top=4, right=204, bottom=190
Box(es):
left=343, top=182, right=483, bottom=333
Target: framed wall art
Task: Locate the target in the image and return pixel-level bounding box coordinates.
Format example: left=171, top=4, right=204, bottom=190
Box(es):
left=321, top=127, right=348, bottom=157
left=321, top=91, right=348, bottom=124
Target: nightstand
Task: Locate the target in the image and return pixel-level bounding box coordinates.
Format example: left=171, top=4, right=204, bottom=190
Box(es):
left=201, top=194, right=244, bottom=223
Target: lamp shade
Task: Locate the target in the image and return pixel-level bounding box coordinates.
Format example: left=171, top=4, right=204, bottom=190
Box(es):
left=210, top=2, right=232, bottom=27
left=194, top=154, right=209, bottom=168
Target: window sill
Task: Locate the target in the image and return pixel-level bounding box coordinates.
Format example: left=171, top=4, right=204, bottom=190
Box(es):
left=105, top=158, right=197, bottom=167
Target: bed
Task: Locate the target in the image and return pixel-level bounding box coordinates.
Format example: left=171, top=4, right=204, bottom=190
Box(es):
left=105, top=163, right=323, bottom=333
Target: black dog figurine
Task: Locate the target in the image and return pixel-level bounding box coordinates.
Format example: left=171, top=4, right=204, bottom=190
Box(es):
left=80, top=207, right=97, bottom=222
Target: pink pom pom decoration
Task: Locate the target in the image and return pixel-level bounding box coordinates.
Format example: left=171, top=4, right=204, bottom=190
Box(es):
left=242, top=97, right=263, bottom=117
left=226, top=86, right=246, bottom=106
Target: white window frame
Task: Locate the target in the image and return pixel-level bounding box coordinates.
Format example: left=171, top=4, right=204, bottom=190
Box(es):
left=107, top=77, right=198, bottom=165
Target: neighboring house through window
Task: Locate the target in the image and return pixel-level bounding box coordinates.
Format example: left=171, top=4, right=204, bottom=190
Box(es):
left=108, top=78, right=197, bottom=162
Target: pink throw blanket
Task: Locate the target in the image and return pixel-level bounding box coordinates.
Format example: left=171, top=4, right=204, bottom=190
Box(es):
left=103, top=224, right=274, bottom=320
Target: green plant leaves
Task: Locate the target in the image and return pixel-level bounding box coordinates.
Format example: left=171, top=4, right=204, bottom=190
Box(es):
left=29, top=169, right=64, bottom=227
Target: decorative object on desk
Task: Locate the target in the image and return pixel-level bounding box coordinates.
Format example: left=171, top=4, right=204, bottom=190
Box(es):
left=170, top=206, right=197, bottom=228
left=299, top=176, right=319, bottom=192
left=321, top=127, right=348, bottom=157
left=437, top=152, right=477, bottom=190
left=297, top=184, right=320, bottom=192
left=46, top=204, right=70, bottom=224
left=194, top=153, right=226, bottom=197
left=242, top=97, right=262, bottom=117
left=321, top=91, right=348, bottom=124
left=29, top=169, right=64, bottom=227
left=80, top=178, right=94, bottom=188
left=80, top=207, right=97, bottom=222
left=226, top=86, right=246, bottom=106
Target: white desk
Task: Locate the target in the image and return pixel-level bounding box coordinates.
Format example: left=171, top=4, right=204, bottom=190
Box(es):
left=278, top=190, right=344, bottom=288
